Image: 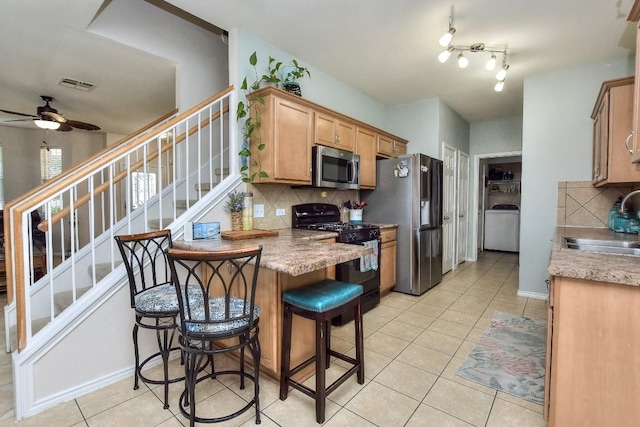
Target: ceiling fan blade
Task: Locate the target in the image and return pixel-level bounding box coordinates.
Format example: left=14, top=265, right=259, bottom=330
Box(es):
left=55, top=123, right=73, bottom=132
left=64, top=119, right=100, bottom=131
left=3, top=118, right=32, bottom=123
left=0, top=108, right=37, bottom=118
left=41, top=111, right=67, bottom=123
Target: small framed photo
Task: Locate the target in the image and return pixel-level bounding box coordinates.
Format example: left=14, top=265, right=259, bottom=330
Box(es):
left=184, top=221, right=221, bottom=241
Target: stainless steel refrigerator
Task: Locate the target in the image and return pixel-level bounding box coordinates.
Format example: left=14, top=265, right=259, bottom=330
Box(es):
left=363, top=154, right=443, bottom=295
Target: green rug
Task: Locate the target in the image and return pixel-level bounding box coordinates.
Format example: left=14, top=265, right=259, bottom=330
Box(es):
left=456, top=311, right=547, bottom=405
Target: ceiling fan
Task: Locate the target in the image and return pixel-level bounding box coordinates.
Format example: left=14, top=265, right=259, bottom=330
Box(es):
left=0, top=95, right=100, bottom=132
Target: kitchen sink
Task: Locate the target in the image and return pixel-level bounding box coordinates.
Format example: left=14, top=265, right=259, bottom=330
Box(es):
left=563, top=237, right=640, bottom=255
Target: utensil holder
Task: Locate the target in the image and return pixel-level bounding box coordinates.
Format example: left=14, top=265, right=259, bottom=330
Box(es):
left=349, top=209, right=362, bottom=223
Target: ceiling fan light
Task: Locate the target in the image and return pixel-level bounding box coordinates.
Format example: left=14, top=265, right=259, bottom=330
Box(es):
left=438, top=46, right=455, bottom=63
left=457, top=53, right=468, bottom=68
left=34, top=119, right=60, bottom=130
left=496, top=64, right=510, bottom=81
left=494, top=79, right=505, bottom=92
left=438, top=27, right=456, bottom=47
left=485, top=54, right=497, bottom=70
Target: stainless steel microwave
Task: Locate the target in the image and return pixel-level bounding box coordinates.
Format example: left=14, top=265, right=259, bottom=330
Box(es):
left=312, top=145, right=360, bottom=190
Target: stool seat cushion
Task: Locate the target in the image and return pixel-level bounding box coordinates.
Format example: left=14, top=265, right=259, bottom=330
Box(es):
left=135, top=283, right=180, bottom=315
left=283, top=279, right=363, bottom=313
left=183, top=296, right=261, bottom=335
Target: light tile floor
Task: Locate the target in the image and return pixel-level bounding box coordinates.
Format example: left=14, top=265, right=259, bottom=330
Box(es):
left=0, top=251, right=548, bottom=426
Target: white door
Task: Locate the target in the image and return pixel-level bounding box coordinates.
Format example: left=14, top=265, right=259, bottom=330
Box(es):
left=442, top=144, right=456, bottom=274
left=456, top=151, right=469, bottom=264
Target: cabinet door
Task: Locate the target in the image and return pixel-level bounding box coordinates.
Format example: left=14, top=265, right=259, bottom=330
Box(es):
left=633, top=18, right=640, bottom=161
left=592, top=101, right=606, bottom=184
left=380, top=241, right=396, bottom=292
left=356, top=127, right=376, bottom=188
left=271, top=97, right=313, bottom=183
left=394, top=141, right=407, bottom=156
left=605, top=83, right=639, bottom=183
left=377, top=134, right=394, bottom=157
left=314, top=112, right=355, bottom=152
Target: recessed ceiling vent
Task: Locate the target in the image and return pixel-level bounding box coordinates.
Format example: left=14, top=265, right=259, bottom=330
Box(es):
left=58, top=77, right=96, bottom=92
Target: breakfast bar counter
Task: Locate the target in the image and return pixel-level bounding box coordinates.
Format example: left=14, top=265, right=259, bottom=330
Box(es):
left=173, top=228, right=374, bottom=379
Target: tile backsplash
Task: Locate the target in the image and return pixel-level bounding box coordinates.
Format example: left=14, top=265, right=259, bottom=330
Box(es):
left=557, top=181, right=638, bottom=228
left=248, top=184, right=358, bottom=230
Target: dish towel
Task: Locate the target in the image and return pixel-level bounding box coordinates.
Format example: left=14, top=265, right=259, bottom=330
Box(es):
left=360, top=240, right=379, bottom=273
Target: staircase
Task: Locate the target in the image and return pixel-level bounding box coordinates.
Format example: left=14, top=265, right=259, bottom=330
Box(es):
left=3, top=86, right=241, bottom=420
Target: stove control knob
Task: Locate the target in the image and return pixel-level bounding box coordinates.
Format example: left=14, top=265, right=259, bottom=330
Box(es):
left=369, top=229, right=380, bottom=239
left=346, top=232, right=357, bottom=242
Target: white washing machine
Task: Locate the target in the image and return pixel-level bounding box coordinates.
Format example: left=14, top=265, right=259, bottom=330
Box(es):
left=484, top=204, right=520, bottom=252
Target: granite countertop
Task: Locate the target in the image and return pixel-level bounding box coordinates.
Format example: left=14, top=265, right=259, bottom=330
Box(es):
left=174, top=228, right=373, bottom=277
left=548, top=226, right=640, bottom=286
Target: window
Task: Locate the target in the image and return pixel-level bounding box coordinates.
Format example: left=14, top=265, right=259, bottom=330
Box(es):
left=131, top=171, right=157, bottom=210
left=40, top=147, right=63, bottom=213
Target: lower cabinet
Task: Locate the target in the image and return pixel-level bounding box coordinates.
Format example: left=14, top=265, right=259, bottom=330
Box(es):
left=379, top=227, right=397, bottom=292
left=545, top=275, right=640, bottom=426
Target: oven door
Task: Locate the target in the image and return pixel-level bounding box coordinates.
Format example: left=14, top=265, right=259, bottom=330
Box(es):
left=335, top=239, right=381, bottom=293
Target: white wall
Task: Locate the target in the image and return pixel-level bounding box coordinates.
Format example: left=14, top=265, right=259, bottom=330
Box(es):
left=89, top=0, right=228, bottom=110
left=234, top=29, right=389, bottom=131
left=439, top=101, right=470, bottom=156
left=387, top=98, right=440, bottom=157
left=0, top=126, right=105, bottom=203
left=519, top=56, right=634, bottom=296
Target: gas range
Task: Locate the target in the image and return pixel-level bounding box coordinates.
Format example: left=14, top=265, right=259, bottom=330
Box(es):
left=292, top=203, right=380, bottom=243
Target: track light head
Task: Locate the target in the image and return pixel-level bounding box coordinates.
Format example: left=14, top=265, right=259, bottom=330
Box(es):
left=439, top=27, right=456, bottom=47
left=457, top=53, right=469, bottom=68
left=496, top=64, right=510, bottom=81
left=438, top=46, right=455, bottom=63
left=485, top=54, right=497, bottom=70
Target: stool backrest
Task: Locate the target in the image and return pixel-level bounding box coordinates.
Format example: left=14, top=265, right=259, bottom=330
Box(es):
left=167, top=246, right=262, bottom=337
left=114, top=229, right=173, bottom=309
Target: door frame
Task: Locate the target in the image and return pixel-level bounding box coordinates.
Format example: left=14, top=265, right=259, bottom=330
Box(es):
left=456, top=150, right=470, bottom=264
left=469, top=150, right=522, bottom=261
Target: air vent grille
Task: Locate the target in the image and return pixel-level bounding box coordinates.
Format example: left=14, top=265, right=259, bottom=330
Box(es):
left=58, top=77, right=96, bottom=92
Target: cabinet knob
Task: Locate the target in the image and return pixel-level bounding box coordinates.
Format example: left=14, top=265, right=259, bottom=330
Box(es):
left=625, top=130, right=634, bottom=155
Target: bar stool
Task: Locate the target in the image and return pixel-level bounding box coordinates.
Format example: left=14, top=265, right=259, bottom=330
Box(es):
left=279, top=279, right=365, bottom=424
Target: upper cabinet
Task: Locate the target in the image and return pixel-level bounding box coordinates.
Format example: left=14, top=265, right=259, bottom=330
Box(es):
left=315, top=112, right=356, bottom=152
left=591, top=77, right=638, bottom=186
left=377, top=134, right=407, bottom=158
left=626, top=2, right=640, bottom=163
left=252, top=90, right=314, bottom=185
left=356, top=127, right=376, bottom=189
left=248, top=87, right=408, bottom=188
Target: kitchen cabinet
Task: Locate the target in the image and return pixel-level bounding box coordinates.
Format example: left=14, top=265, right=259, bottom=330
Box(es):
left=590, top=76, right=638, bottom=185
left=379, top=227, right=397, bottom=292
left=252, top=90, right=313, bottom=185
left=249, top=87, right=408, bottom=187
left=315, top=112, right=355, bottom=152
left=377, top=134, right=407, bottom=158
left=356, top=126, right=377, bottom=189
left=544, top=275, right=640, bottom=426
left=627, top=2, right=640, bottom=163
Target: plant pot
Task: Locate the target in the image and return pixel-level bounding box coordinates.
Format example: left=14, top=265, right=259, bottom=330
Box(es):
left=231, top=212, right=243, bottom=231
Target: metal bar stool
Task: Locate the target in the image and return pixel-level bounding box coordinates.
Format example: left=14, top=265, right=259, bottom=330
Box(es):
left=114, top=230, right=183, bottom=410
left=167, top=246, right=263, bottom=427
left=279, top=279, right=365, bottom=424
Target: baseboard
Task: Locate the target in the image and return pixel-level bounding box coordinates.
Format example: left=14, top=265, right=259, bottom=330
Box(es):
left=517, top=289, right=547, bottom=300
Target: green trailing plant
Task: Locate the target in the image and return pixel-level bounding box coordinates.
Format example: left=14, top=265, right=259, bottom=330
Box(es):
left=236, top=52, right=311, bottom=183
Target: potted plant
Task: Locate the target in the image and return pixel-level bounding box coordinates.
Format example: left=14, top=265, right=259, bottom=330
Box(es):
left=224, top=190, right=244, bottom=231
left=236, top=52, right=311, bottom=182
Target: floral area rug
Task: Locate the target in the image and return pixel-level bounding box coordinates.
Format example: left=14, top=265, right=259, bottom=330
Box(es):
left=456, top=311, right=547, bottom=405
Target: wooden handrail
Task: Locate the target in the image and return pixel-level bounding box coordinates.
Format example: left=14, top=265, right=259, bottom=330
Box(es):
left=37, top=107, right=229, bottom=232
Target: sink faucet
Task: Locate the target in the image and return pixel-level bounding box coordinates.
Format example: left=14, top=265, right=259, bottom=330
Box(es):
left=620, top=189, right=640, bottom=213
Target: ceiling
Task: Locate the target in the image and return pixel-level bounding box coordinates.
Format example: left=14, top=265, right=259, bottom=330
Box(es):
left=0, top=0, right=637, bottom=137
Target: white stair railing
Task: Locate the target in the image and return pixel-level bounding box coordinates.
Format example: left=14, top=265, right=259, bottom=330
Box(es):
left=4, top=86, right=238, bottom=352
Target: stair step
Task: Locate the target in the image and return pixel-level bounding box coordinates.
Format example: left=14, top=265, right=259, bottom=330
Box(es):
left=9, top=317, right=50, bottom=350
left=91, top=261, right=122, bottom=282
left=175, top=199, right=198, bottom=210
left=54, top=286, right=93, bottom=315
left=148, top=218, right=175, bottom=230
left=194, top=182, right=215, bottom=192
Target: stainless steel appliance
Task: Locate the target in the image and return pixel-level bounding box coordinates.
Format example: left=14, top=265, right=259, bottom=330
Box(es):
left=312, top=146, right=360, bottom=190
left=363, top=154, right=443, bottom=295
left=292, top=203, right=380, bottom=324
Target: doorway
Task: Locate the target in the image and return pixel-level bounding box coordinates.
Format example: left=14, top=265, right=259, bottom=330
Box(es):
left=470, top=151, right=523, bottom=261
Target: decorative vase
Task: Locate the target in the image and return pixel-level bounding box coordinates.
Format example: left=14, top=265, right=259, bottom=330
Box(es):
left=231, top=212, right=243, bottom=231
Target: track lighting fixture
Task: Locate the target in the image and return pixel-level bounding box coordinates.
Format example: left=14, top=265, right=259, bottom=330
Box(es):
left=436, top=11, right=510, bottom=92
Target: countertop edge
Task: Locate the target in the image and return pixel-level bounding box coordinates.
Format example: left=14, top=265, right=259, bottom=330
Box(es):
left=548, top=226, right=640, bottom=286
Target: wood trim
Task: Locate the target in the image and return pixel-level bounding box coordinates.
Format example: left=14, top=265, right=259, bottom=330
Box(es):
left=628, top=0, right=640, bottom=22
